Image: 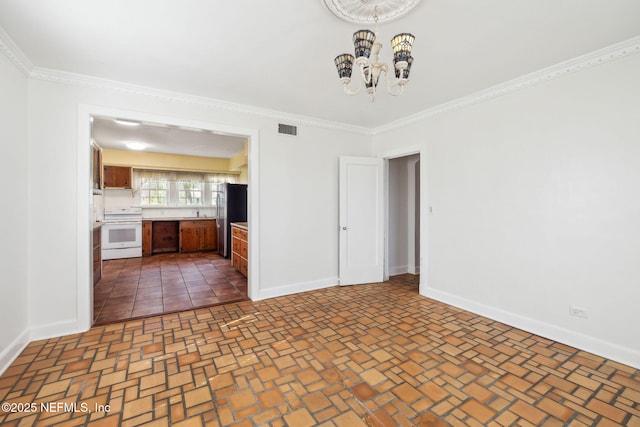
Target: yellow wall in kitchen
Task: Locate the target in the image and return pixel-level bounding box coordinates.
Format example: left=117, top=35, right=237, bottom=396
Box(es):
left=102, top=149, right=237, bottom=174
left=229, top=141, right=248, bottom=183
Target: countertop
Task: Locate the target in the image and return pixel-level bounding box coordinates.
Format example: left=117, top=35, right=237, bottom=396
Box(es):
left=231, top=222, right=248, bottom=230
left=143, top=217, right=216, bottom=222
left=92, top=218, right=215, bottom=228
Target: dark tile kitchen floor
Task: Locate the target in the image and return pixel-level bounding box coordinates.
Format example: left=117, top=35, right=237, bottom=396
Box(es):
left=93, top=252, right=248, bottom=325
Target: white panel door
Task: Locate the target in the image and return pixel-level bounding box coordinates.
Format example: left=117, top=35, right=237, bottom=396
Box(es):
left=339, top=156, right=384, bottom=285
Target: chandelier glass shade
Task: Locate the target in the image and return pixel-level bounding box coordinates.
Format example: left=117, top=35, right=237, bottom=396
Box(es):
left=334, top=29, right=415, bottom=100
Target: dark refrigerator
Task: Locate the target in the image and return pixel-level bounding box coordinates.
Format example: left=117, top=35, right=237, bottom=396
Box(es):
left=216, top=183, right=248, bottom=258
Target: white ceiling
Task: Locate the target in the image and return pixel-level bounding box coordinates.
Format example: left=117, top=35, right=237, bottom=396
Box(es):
left=0, top=0, right=639, bottom=129
left=92, top=116, right=246, bottom=158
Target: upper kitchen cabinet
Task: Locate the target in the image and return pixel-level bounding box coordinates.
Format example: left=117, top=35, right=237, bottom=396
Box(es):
left=103, top=165, right=132, bottom=189
left=91, top=142, right=103, bottom=194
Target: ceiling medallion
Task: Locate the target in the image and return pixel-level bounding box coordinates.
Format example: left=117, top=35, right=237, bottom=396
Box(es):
left=322, top=0, right=422, bottom=24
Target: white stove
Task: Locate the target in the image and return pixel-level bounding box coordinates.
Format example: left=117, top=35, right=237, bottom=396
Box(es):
left=102, top=208, right=143, bottom=260
left=103, top=207, right=143, bottom=223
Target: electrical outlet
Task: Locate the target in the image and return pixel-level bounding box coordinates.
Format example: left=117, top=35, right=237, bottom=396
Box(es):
left=569, top=306, right=588, bottom=319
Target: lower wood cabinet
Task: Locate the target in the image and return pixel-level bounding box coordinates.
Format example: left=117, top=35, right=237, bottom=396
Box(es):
left=152, top=221, right=179, bottom=254
left=231, top=223, right=248, bottom=277
left=142, top=220, right=152, bottom=256
left=179, top=220, right=217, bottom=253
left=141, top=219, right=218, bottom=256
left=93, top=226, right=102, bottom=285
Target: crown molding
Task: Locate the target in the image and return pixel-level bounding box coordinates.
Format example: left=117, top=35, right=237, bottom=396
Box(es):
left=29, top=67, right=373, bottom=136
left=0, top=23, right=366, bottom=135
left=0, top=21, right=370, bottom=136
left=373, top=35, right=640, bottom=135
left=2, top=20, right=637, bottom=137
left=0, top=25, right=32, bottom=75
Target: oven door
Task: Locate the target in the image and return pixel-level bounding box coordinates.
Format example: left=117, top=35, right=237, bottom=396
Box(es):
left=102, top=221, right=142, bottom=249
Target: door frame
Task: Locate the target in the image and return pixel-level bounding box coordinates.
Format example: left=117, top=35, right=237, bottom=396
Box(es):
left=76, top=105, right=260, bottom=329
left=379, top=144, right=426, bottom=295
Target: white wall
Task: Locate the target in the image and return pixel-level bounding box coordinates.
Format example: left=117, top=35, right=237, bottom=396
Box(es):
left=25, top=78, right=371, bottom=338
left=254, top=125, right=373, bottom=297
left=388, top=157, right=409, bottom=274
left=388, top=154, right=421, bottom=276
left=373, top=53, right=640, bottom=368
left=0, top=51, right=29, bottom=371
left=7, top=33, right=638, bottom=374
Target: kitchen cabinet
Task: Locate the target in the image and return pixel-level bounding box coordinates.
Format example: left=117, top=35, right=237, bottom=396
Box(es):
left=180, top=220, right=216, bottom=253
left=103, top=165, right=132, bottom=188
left=231, top=223, right=248, bottom=277
left=142, top=220, right=152, bottom=256
left=91, top=142, right=103, bottom=193
left=93, top=225, right=102, bottom=285
left=152, top=220, right=179, bottom=254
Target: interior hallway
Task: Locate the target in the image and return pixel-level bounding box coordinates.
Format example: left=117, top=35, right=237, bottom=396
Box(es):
left=1, top=275, right=638, bottom=426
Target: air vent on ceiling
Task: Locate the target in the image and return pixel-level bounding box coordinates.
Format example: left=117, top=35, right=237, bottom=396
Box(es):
left=278, top=123, right=297, bottom=136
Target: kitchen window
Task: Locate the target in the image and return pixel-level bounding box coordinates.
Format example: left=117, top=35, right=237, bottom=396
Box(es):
left=134, top=169, right=237, bottom=206
left=139, top=180, right=169, bottom=205
left=209, top=174, right=238, bottom=207
left=177, top=181, right=203, bottom=205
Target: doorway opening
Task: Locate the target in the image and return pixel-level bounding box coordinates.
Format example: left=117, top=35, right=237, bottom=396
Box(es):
left=77, top=105, right=260, bottom=329
left=385, top=153, right=421, bottom=292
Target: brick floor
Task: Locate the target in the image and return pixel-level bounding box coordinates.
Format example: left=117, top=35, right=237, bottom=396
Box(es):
left=1, top=274, right=639, bottom=426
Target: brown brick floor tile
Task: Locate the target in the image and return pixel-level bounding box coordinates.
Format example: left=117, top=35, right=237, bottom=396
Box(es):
left=586, top=398, right=629, bottom=423
left=352, top=382, right=379, bottom=401
left=334, top=409, right=368, bottom=426
left=511, top=400, right=547, bottom=424
left=413, top=411, right=450, bottom=426
left=184, top=387, right=212, bottom=408
left=1, top=274, right=639, bottom=427
left=122, top=395, right=153, bottom=420
left=460, top=398, right=496, bottom=423
left=462, top=382, right=494, bottom=403
left=257, top=388, right=285, bottom=409
left=419, top=382, right=448, bottom=403
left=229, top=389, right=256, bottom=410
left=283, top=407, right=316, bottom=427
left=86, top=415, right=123, bottom=427
left=392, top=383, right=423, bottom=404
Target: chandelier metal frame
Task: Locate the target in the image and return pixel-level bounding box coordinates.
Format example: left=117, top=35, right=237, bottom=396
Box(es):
left=333, top=5, right=415, bottom=101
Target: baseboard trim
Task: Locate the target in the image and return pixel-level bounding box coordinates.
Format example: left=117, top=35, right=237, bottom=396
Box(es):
left=389, top=266, right=421, bottom=276
left=257, top=277, right=338, bottom=300
left=389, top=265, right=409, bottom=276
left=422, top=287, right=640, bottom=370
left=29, top=319, right=88, bottom=342
left=0, top=329, right=30, bottom=376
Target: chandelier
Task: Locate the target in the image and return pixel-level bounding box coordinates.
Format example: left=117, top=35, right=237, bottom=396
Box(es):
left=329, top=1, right=416, bottom=101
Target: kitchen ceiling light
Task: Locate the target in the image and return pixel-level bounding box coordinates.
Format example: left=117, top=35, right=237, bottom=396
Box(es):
left=328, top=1, right=416, bottom=101
left=114, top=118, right=140, bottom=126
left=125, top=141, right=147, bottom=150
